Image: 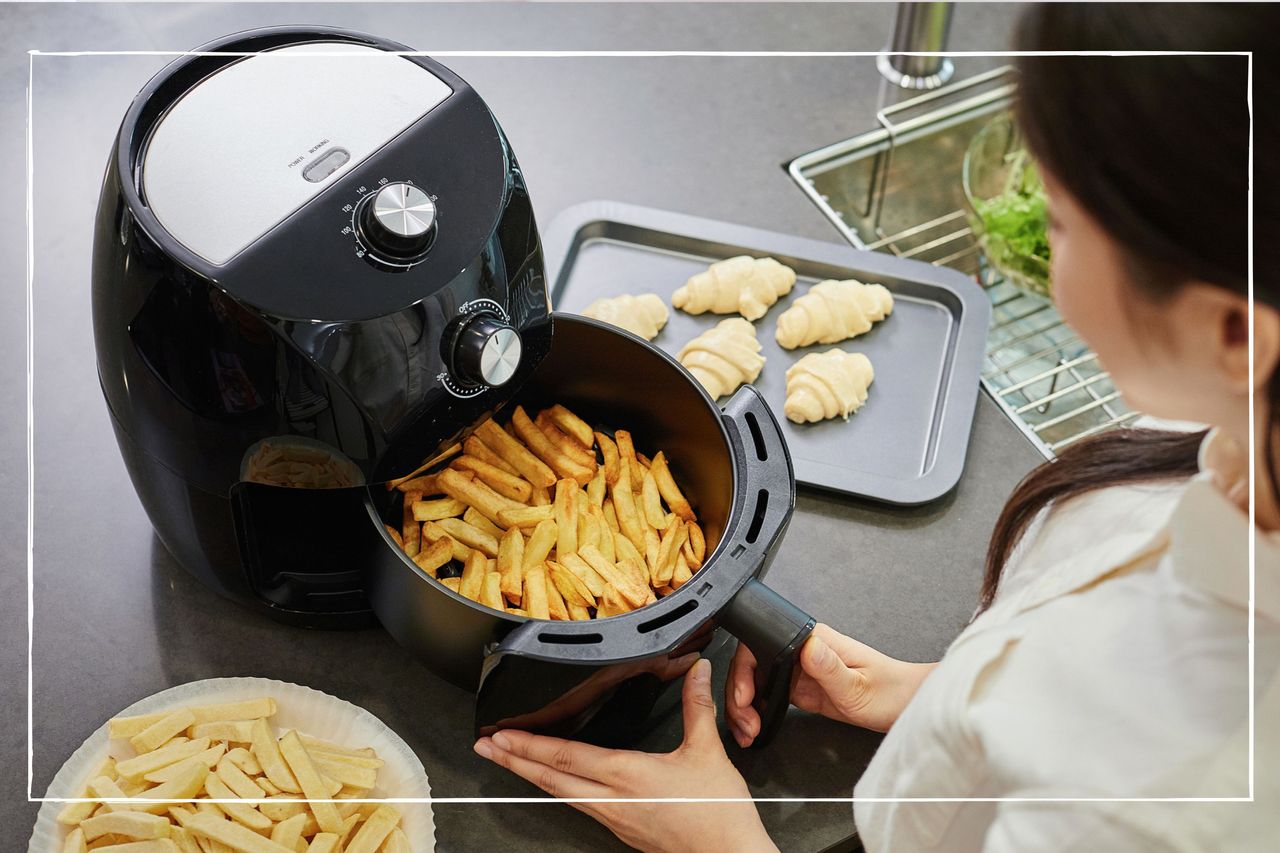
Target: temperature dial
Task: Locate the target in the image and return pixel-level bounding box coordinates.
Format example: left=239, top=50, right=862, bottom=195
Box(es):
left=357, top=182, right=437, bottom=261
left=451, top=315, right=523, bottom=388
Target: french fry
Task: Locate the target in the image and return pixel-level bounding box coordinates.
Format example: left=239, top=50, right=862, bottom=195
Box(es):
left=672, top=552, right=693, bottom=589
left=475, top=419, right=556, bottom=488
left=421, top=521, right=472, bottom=563
left=463, top=434, right=519, bottom=475
left=343, top=804, right=401, bottom=853
left=189, top=721, right=254, bottom=744
left=85, top=775, right=129, bottom=813
left=596, top=512, right=617, bottom=562
left=186, top=812, right=296, bottom=853
left=250, top=719, right=299, bottom=794
left=458, top=550, right=487, bottom=601
left=687, top=520, right=707, bottom=563
left=656, top=518, right=689, bottom=586
left=650, top=452, right=695, bottom=521
left=544, top=404, right=595, bottom=447
left=543, top=567, right=570, bottom=620
left=306, top=833, right=341, bottom=853
left=269, top=812, right=308, bottom=850
left=548, top=561, right=594, bottom=608
left=612, top=528, right=645, bottom=568
left=497, top=527, right=525, bottom=604
left=440, top=576, right=461, bottom=593
left=641, top=472, right=666, bottom=530
left=480, top=571, right=505, bottom=610
left=437, top=468, right=521, bottom=526
left=529, top=484, right=552, bottom=506
left=682, top=535, right=704, bottom=570
left=411, top=537, right=453, bottom=578
left=463, top=506, right=504, bottom=540
left=586, top=464, right=607, bottom=508
left=558, top=553, right=608, bottom=599
left=535, top=412, right=597, bottom=468
left=411, top=497, right=466, bottom=522
left=216, top=756, right=265, bottom=800
left=497, top=504, right=554, bottom=529
left=579, top=545, right=649, bottom=608
left=61, top=827, right=87, bottom=853
left=435, top=517, right=499, bottom=558
left=553, top=479, right=579, bottom=557
left=131, top=709, right=196, bottom=754
left=381, top=827, right=411, bottom=853
left=144, top=746, right=225, bottom=785
left=523, top=566, right=550, bottom=620
left=132, top=764, right=209, bottom=814
left=277, top=732, right=344, bottom=834
left=453, top=454, right=534, bottom=503
left=204, top=773, right=273, bottom=833
left=296, top=734, right=377, bottom=760
left=602, top=500, right=619, bottom=532
left=221, top=748, right=259, bottom=778
left=384, top=525, right=403, bottom=549
left=116, top=738, right=212, bottom=783
left=521, top=518, right=558, bottom=574
left=609, top=462, right=648, bottom=551
left=388, top=473, right=441, bottom=495
left=644, top=527, right=661, bottom=581
left=58, top=757, right=115, bottom=825
left=81, top=810, right=173, bottom=841
left=594, top=431, right=621, bottom=485
left=613, top=430, right=644, bottom=489
left=400, top=490, right=422, bottom=558
left=184, top=699, right=276, bottom=726
left=597, top=586, right=629, bottom=618
left=512, top=406, right=593, bottom=484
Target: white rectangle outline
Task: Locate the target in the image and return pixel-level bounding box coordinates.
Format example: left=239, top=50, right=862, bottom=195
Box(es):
left=27, top=48, right=1255, bottom=806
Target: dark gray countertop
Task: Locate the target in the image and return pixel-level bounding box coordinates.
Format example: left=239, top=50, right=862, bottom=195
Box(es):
left=1, top=4, right=1040, bottom=851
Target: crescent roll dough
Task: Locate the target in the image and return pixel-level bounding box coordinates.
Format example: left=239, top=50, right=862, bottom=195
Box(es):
left=784, top=349, right=875, bottom=423
left=581, top=293, right=669, bottom=340
left=672, top=256, right=796, bottom=321
left=677, top=318, right=766, bottom=399
left=775, top=279, right=894, bottom=350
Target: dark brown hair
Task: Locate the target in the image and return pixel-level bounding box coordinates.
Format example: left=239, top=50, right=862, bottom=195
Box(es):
left=981, top=4, right=1274, bottom=611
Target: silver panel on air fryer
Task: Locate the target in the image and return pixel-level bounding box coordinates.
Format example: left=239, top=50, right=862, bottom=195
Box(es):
left=141, top=43, right=453, bottom=265
left=542, top=202, right=991, bottom=505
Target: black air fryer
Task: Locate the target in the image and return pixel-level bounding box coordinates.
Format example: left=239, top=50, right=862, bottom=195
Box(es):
left=96, top=27, right=815, bottom=746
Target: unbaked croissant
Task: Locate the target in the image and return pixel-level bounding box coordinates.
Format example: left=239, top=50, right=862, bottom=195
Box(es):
left=775, top=279, right=893, bottom=350
left=580, top=293, right=669, bottom=340
left=677, top=318, right=766, bottom=399
left=672, top=256, right=796, bottom=321
left=784, top=349, right=875, bottom=423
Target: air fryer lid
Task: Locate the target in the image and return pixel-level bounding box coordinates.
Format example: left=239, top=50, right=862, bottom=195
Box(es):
left=142, top=42, right=452, bottom=267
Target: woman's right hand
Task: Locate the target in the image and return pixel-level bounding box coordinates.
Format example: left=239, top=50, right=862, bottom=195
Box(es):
left=725, top=623, right=936, bottom=747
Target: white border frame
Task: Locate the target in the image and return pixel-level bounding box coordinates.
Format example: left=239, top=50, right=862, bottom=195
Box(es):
left=27, top=48, right=1255, bottom=806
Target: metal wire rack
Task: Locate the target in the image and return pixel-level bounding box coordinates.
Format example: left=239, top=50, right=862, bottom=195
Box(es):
left=788, top=67, right=1138, bottom=459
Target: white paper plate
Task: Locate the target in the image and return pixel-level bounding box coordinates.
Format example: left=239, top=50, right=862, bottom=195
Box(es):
left=28, top=677, right=434, bottom=852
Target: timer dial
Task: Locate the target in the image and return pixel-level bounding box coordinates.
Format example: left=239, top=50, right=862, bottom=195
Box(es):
left=357, top=182, right=437, bottom=261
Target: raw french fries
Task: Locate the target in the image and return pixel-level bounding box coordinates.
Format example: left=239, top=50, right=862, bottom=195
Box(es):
left=386, top=402, right=706, bottom=620
left=57, top=697, right=406, bottom=853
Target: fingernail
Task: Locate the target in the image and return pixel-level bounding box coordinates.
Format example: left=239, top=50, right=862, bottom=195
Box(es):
left=492, top=731, right=512, bottom=751
left=693, top=658, right=711, bottom=680
left=473, top=739, right=493, bottom=759
left=809, top=638, right=831, bottom=665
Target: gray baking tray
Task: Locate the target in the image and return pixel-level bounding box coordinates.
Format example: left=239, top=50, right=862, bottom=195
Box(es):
left=542, top=201, right=991, bottom=505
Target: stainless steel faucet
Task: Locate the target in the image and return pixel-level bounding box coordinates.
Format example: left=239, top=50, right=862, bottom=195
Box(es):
left=878, top=2, right=956, bottom=90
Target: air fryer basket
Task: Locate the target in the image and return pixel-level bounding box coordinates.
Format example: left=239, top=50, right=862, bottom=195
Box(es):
left=364, top=315, right=813, bottom=746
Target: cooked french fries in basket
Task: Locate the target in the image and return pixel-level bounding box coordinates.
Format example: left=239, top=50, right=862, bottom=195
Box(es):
left=57, top=697, right=405, bottom=853
left=387, top=402, right=706, bottom=620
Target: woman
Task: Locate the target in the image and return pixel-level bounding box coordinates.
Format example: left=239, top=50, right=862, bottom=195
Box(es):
left=474, top=5, right=1276, bottom=850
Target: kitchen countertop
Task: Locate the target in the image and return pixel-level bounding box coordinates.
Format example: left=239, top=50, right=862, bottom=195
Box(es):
left=0, top=4, right=1041, bottom=851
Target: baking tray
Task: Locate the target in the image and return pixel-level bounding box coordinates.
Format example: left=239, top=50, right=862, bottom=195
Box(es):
left=542, top=201, right=990, bottom=505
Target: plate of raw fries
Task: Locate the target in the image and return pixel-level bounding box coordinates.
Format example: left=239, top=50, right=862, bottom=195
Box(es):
left=383, top=401, right=709, bottom=620
left=29, top=677, right=433, bottom=853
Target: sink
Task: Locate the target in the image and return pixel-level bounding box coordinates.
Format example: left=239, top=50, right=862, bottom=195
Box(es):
left=789, top=67, right=1137, bottom=458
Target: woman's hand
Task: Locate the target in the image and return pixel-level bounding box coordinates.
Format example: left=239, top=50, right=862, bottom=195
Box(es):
left=474, top=659, right=777, bottom=853
left=727, top=623, right=936, bottom=746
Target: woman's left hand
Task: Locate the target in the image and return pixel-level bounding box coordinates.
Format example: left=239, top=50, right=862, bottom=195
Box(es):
left=473, top=659, right=777, bottom=853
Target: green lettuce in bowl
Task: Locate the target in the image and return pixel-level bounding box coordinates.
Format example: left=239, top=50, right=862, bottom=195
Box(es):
left=963, top=114, right=1052, bottom=299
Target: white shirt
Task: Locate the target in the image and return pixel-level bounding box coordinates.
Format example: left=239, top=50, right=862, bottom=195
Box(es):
left=853, top=429, right=1280, bottom=851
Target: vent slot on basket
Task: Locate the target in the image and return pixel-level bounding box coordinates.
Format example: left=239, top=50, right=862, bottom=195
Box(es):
left=744, top=411, right=768, bottom=461
left=538, top=632, right=603, bottom=645
left=745, top=489, right=769, bottom=544
left=638, top=600, right=698, bottom=634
